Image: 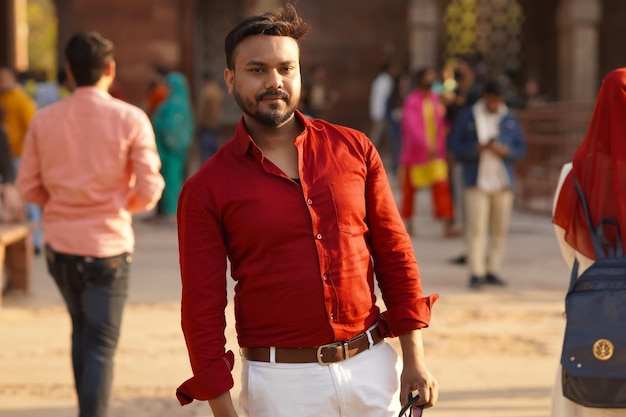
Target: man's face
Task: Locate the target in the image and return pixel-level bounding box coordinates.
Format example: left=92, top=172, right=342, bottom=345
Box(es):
left=484, top=93, right=504, bottom=113
left=0, top=68, right=16, bottom=93
left=224, top=35, right=301, bottom=128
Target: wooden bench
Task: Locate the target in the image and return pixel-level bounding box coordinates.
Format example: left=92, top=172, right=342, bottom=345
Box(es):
left=0, top=223, right=33, bottom=308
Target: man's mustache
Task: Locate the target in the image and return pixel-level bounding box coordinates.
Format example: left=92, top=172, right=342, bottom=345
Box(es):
left=257, top=90, right=290, bottom=101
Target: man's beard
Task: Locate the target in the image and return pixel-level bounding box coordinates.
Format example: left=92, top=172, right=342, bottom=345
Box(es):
left=234, top=89, right=297, bottom=127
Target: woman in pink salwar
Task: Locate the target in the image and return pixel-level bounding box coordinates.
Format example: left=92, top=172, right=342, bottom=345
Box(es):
left=399, top=67, right=458, bottom=237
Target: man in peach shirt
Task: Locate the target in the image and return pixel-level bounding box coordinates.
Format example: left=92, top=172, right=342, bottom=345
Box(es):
left=16, top=32, right=164, bottom=417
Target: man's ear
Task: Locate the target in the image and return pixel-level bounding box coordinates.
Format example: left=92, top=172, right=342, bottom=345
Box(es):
left=105, top=60, right=116, bottom=79
left=224, top=68, right=234, bottom=94
left=64, top=63, right=77, bottom=87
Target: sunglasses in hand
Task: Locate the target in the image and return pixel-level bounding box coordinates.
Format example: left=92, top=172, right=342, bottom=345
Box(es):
left=398, top=391, right=424, bottom=417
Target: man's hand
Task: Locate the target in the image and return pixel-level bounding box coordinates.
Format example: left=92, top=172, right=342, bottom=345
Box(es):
left=478, top=140, right=508, bottom=158
left=208, top=391, right=239, bottom=417
left=398, top=330, right=439, bottom=409
left=126, top=189, right=153, bottom=213
left=478, top=142, right=492, bottom=153
left=489, top=141, right=509, bottom=158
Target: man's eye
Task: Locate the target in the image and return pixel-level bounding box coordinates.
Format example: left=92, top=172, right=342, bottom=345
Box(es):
left=249, top=68, right=263, bottom=73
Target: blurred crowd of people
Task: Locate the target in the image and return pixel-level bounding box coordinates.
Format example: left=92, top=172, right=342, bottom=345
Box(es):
left=1, top=52, right=540, bottom=284
left=0, top=62, right=225, bottom=231
left=366, top=53, right=535, bottom=288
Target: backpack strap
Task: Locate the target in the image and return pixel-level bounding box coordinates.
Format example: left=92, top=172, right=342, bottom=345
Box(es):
left=596, top=218, right=624, bottom=258
left=568, top=176, right=624, bottom=292
left=572, top=176, right=610, bottom=259
left=568, top=258, right=580, bottom=293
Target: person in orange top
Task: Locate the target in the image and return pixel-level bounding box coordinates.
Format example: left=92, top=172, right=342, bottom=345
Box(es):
left=0, top=66, right=36, bottom=159
left=145, top=64, right=169, bottom=117
left=0, top=66, right=40, bottom=252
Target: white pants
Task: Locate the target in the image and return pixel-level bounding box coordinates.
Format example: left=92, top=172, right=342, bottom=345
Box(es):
left=465, top=187, right=514, bottom=277
left=239, top=341, right=401, bottom=417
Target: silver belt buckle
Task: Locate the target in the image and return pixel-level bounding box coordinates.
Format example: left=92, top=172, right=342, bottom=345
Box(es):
left=316, top=341, right=350, bottom=365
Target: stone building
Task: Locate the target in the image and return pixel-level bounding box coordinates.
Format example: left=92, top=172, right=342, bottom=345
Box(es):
left=2, top=0, right=625, bottom=131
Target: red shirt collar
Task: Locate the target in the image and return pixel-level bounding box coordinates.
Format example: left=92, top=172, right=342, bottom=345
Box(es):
left=232, top=109, right=324, bottom=156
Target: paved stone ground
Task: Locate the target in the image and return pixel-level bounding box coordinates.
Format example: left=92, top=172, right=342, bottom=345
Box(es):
left=0, top=185, right=570, bottom=417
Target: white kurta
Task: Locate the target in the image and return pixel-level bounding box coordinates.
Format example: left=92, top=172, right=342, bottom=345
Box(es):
left=550, top=163, right=626, bottom=416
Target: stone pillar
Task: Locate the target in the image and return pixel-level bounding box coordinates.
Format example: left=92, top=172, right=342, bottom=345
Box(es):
left=557, top=0, right=602, bottom=103
left=408, top=0, right=439, bottom=71
left=3, top=0, right=29, bottom=70
left=13, top=0, right=29, bottom=70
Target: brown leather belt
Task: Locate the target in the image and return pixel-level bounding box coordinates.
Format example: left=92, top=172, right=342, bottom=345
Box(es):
left=240, top=325, right=384, bottom=365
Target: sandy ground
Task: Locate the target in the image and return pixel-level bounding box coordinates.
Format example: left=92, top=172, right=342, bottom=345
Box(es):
left=0, top=189, right=571, bottom=417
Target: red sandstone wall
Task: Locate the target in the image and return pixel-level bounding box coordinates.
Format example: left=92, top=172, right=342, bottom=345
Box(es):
left=54, top=0, right=409, bottom=130
left=297, top=1, right=410, bottom=130
left=55, top=0, right=189, bottom=108
left=599, top=0, right=626, bottom=82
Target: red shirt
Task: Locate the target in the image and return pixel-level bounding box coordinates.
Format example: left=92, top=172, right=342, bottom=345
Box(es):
left=176, top=111, right=437, bottom=404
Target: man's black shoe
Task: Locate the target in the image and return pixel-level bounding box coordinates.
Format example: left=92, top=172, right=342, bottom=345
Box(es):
left=449, top=254, right=466, bottom=265
left=469, top=276, right=483, bottom=289
left=485, top=273, right=507, bottom=286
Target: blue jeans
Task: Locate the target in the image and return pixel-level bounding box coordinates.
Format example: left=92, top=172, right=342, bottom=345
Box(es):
left=13, top=158, right=42, bottom=249
left=197, top=127, right=219, bottom=164
left=45, top=246, right=131, bottom=417
left=27, top=202, right=42, bottom=249
left=387, top=118, right=402, bottom=176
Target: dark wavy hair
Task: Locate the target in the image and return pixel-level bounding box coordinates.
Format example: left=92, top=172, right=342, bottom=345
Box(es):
left=65, top=31, right=114, bottom=87
left=413, top=67, right=434, bottom=86
left=224, top=3, right=311, bottom=70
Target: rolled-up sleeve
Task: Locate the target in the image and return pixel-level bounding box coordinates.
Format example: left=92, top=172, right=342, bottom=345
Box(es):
left=176, top=179, right=234, bottom=404
left=363, top=137, right=438, bottom=337
left=176, top=350, right=234, bottom=405
left=129, top=113, right=164, bottom=210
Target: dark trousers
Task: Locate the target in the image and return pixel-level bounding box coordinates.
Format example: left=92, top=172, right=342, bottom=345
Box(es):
left=45, top=245, right=131, bottom=417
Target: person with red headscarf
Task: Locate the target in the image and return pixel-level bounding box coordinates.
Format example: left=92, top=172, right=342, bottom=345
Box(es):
left=551, top=67, right=626, bottom=416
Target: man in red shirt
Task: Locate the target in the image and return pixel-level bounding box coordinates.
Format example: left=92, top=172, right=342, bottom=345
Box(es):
left=176, top=5, right=438, bottom=417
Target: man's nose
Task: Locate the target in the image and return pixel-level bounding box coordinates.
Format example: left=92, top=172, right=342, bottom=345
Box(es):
left=265, top=70, right=284, bottom=90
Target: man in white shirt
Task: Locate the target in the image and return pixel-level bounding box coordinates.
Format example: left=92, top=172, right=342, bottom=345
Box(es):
left=447, top=80, right=526, bottom=289
left=369, top=62, right=399, bottom=151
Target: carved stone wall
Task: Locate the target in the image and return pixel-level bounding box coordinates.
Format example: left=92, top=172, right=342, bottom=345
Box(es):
left=599, top=0, right=626, bottom=82
left=294, top=0, right=410, bottom=130
left=443, top=0, right=524, bottom=76
left=48, top=0, right=610, bottom=119
left=51, top=0, right=410, bottom=130
left=54, top=0, right=192, bottom=106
